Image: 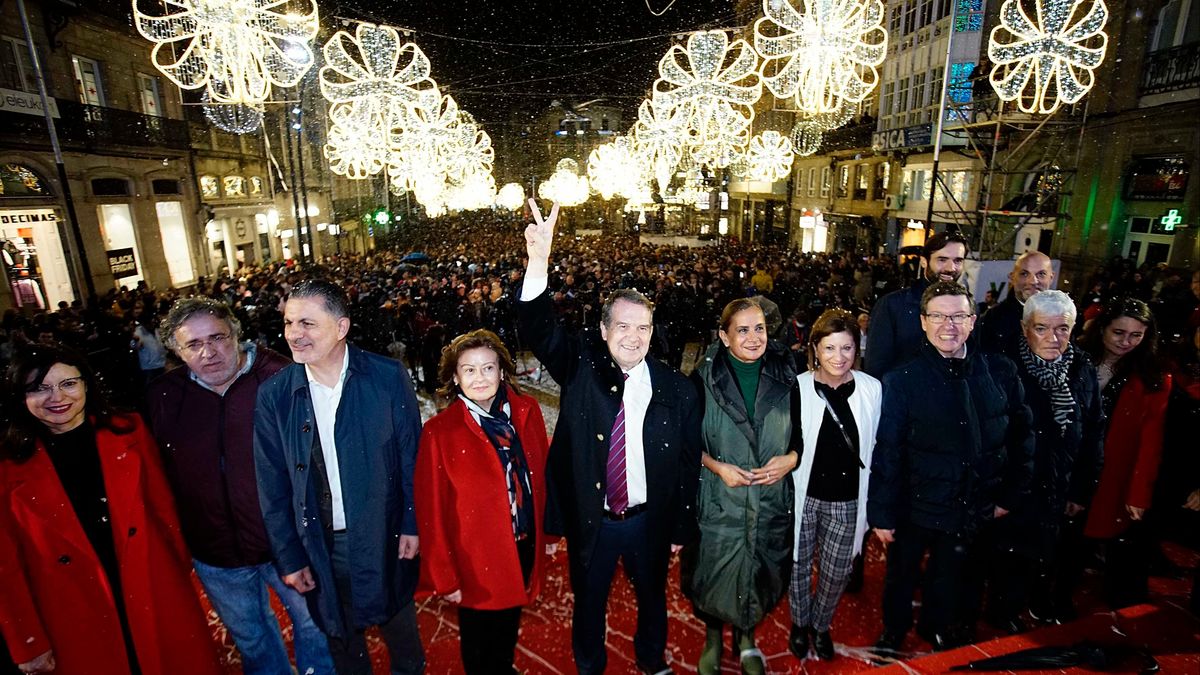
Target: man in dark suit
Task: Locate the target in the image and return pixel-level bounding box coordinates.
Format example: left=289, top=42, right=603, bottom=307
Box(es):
left=518, top=200, right=702, bottom=675
left=976, top=251, right=1056, bottom=354
left=254, top=279, right=425, bottom=674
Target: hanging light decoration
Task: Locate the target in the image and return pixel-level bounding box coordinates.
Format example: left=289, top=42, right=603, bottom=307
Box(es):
left=538, top=159, right=590, bottom=206
left=496, top=183, right=525, bottom=210
left=630, top=98, right=684, bottom=193
left=133, top=0, right=319, bottom=105
left=754, top=0, right=888, bottom=115
left=201, top=92, right=262, bottom=134
left=746, top=130, right=795, bottom=182
left=324, top=102, right=388, bottom=179
left=652, top=30, right=761, bottom=169
left=988, top=0, right=1109, bottom=114
left=587, top=137, right=645, bottom=200
left=790, top=119, right=824, bottom=156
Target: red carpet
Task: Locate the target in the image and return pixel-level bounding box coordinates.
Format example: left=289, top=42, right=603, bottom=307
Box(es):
left=203, top=538, right=1198, bottom=674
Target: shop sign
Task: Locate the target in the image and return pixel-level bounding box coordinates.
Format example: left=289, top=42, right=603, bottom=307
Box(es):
left=107, top=247, right=138, bottom=279
left=872, top=124, right=932, bottom=152
left=0, top=87, right=59, bottom=118
left=0, top=208, right=58, bottom=225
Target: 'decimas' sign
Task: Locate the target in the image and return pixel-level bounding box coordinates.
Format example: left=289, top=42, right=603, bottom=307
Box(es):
left=107, top=247, right=138, bottom=279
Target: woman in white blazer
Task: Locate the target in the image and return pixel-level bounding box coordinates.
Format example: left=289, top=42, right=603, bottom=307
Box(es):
left=788, top=309, right=883, bottom=661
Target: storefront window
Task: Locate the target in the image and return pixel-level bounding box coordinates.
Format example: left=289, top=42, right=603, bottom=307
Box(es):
left=97, top=203, right=144, bottom=288
left=875, top=163, right=890, bottom=199
left=155, top=201, right=194, bottom=287
left=0, top=164, right=49, bottom=197
left=837, top=165, right=850, bottom=198
left=1125, top=156, right=1189, bottom=200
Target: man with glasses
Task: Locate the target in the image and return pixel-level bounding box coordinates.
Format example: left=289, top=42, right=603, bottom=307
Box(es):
left=868, top=281, right=1034, bottom=655
left=977, top=251, right=1057, bottom=354
left=148, top=298, right=334, bottom=675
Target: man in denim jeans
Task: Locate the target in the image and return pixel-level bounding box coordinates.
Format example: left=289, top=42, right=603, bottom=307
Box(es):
left=149, top=298, right=334, bottom=675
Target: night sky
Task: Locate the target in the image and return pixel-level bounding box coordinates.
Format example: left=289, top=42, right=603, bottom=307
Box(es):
left=322, top=0, right=748, bottom=127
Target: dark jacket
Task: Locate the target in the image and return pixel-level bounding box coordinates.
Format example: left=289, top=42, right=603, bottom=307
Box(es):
left=867, top=341, right=1035, bottom=535
left=148, top=346, right=291, bottom=568
left=516, top=289, right=702, bottom=571
left=254, top=344, right=422, bottom=638
left=864, top=278, right=928, bottom=377
left=686, top=342, right=798, bottom=630
left=976, top=294, right=1024, bottom=354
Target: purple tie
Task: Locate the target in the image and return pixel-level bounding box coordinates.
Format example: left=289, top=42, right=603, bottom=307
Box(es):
left=606, top=372, right=630, bottom=514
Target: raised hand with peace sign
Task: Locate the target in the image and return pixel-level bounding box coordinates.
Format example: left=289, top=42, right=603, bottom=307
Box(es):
left=523, top=198, right=559, bottom=271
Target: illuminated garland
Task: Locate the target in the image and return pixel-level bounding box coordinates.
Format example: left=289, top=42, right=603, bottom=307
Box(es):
left=746, top=130, right=795, bottom=182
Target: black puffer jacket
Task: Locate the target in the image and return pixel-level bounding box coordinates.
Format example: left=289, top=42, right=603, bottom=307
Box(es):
left=867, top=340, right=1035, bottom=535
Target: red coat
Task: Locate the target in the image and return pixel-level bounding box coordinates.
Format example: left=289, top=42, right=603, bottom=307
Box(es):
left=1084, top=374, right=1173, bottom=539
left=415, top=387, right=550, bottom=610
left=0, top=415, right=221, bottom=675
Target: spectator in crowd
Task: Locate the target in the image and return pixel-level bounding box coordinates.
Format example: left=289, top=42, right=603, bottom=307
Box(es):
left=687, top=298, right=799, bottom=674
left=0, top=345, right=222, bottom=675
left=976, top=251, right=1056, bottom=354
left=130, top=315, right=167, bottom=388
left=976, top=289, right=998, bottom=316
left=1074, top=298, right=1172, bottom=610
left=789, top=309, right=882, bottom=661
left=415, top=330, right=550, bottom=674
left=864, top=232, right=969, bottom=377
left=254, top=280, right=425, bottom=674
left=966, top=290, right=1103, bottom=634
left=868, top=281, right=1033, bottom=655
left=517, top=201, right=701, bottom=674
left=148, top=298, right=334, bottom=675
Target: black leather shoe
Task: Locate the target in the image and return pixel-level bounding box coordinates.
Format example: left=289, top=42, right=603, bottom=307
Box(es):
left=636, top=662, right=674, bottom=675
left=873, top=629, right=905, bottom=655
left=813, top=630, right=835, bottom=660
left=917, top=628, right=957, bottom=652
left=788, top=624, right=810, bottom=659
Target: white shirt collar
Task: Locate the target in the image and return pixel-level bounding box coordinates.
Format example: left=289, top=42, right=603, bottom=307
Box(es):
left=305, top=345, right=350, bottom=390
left=623, top=358, right=649, bottom=384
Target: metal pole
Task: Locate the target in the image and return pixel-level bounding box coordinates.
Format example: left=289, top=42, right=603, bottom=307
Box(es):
left=294, top=98, right=314, bottom=261
left=16, top=0, right=95, bottom=303
left=927, top=1, right=958, bottom=235
left=280, top=107, right=305, bottom=263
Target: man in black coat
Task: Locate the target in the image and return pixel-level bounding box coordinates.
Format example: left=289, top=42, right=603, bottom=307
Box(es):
left=976, top=251, right=1056, bottom=355
left=868, top=281, right=1034, bottom=653
left=864, top=232, right=970, bottom=378
left=518, top=200, right=702, bottom=675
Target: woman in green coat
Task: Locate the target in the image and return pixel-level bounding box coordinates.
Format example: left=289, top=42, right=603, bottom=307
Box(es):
left=687, top=298, right=801, bottom=674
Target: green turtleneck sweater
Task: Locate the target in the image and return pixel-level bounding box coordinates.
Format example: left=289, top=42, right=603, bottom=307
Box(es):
left=725, top=350, right=763, bottom=420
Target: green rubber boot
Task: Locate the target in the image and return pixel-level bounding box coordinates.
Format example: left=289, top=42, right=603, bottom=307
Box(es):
left=735, top=627, right=766, bottom=675
left=697, top=623, right=723, bottom=675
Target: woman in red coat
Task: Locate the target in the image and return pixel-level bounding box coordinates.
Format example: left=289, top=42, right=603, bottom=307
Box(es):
left=1079, top=298, right=1172, bottom=608
left=0, top=345, right=221, bottom=675
left=415, top=329, right=550, bottom=674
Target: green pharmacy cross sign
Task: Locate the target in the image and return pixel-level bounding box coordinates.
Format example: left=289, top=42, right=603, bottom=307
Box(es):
left=1160, top=209, right=1182, bottom=231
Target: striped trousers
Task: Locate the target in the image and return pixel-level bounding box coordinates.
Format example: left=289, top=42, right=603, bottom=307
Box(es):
left=789, top=497, right=858, bottom=632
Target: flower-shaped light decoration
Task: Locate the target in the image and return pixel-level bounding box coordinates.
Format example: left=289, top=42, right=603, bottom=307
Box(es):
left=587, top=137, right=645, bottom=200
left=687, top=101, right=750, bottom=169
left=133, top=0, right=319, bottom=104
left=444, top=171, right=496, bottom=212
left=754, top=0, right=888, bottom=115
left=746, top=130, right=795, bottom=182
left=791, top=119, right=824, bottom=156
left=202, top=92, right=262, bottom=134
left=988, top=0, right=1109, bottom=114
left=324, top=103, right=388, bottom=179
left=496, top=183, right=525, bottom=210
left=631, top=98, right=684, bottom=193
left=538, top=160, right=590, bottom=206
left=440, top=121, right=495, bottom=185
left=652, top=31, right=761, bottom=167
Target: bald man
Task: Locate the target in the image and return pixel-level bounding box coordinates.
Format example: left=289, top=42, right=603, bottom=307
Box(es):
left=976, top=251, right=1055, bottom=355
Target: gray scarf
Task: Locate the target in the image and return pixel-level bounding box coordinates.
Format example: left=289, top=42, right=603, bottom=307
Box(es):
left=1019, top=339, right=1076, bottom=434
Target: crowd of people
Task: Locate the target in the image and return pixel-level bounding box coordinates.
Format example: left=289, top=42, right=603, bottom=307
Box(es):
left=1, top=206, right=1198, bottom=675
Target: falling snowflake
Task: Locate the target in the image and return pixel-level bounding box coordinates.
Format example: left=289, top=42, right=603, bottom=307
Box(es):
left=988, top=0, right=1109, bottom=114
left=133, top=0, right=319, bottom=105
left=754, top=0, right=888, bottom=114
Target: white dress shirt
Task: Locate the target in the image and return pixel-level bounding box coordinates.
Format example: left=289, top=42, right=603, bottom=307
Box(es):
left=610, top=359, right=651, bottom=510
left=306, top=347, right=350, bottom=530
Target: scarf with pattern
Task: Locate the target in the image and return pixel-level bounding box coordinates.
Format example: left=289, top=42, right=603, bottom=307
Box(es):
left=461, top=386, right=534, bottom=539
left=1019, top=339, right=1076, bottom=435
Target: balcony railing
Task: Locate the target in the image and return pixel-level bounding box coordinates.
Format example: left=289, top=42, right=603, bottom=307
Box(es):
left=0, top=98, right=191, bottom=151
left=1141, top=41, right=1200, bottom=96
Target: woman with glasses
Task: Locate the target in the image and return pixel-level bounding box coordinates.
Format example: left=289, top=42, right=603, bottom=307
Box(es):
left=687, top=298, right=800, bottom=675
left=788, top=309, right=882, bottom=662
left=0, top=345, right=221, bottom=675
left=414, top=330, right=550, bottom=674
left=1075, top=298, right=1172, bottom=610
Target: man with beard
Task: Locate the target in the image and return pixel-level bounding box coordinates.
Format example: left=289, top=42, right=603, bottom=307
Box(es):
left=868, top=281, right=1034, bottom=654
left=976, top=251, right=1056, bottom=354
left=864, top=233, right=970, bottom=377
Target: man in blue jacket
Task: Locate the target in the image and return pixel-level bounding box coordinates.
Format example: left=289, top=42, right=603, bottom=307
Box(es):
left=255, top=279, right=425, bottom=674
left=867, top=281, right=1034, bottom=654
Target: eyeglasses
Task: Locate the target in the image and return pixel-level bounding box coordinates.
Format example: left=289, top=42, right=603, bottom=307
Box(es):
left=180, top=333, right=232, bottom=355
left=923, top=312, right=973, bottom=325
left=26, top=377, right=83, bottom=398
